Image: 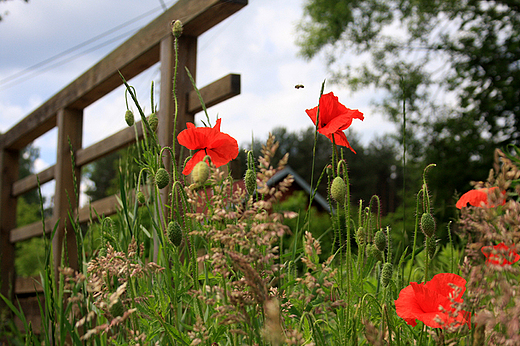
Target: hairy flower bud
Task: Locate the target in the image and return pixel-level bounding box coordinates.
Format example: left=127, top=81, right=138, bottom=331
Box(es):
left=171, top=19, right=183, bottom=38
left=420, top=213, right=436, bottom=238
left=330, top=176, right=346, bottom=204
left=148, top=113, right=158, bottom=132
left=167, top=220, right=183, bottom=247
left=192, top=161, right=210, bottom=185
left=125, top=110, right=134, bottom=126
left=137, top=191, right=145, bottom=204
left=244, top=169, right=256, bottom=196
left=356, top=226, right=366, bottom=246
left=368, top=244, right=384, bottom=263
left=381, top=262, right=393, bottom=288
left=374, top=229, right=387, bottom=252
left=155, top=168, right=170, bottom=189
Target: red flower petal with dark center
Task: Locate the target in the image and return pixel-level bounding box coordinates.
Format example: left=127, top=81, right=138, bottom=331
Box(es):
left=305, top=92, right=364, bottom=153
left=455, top=187, right=506, bottom=209
left=177, top=118, right=239, bottom=175
left=395, top=273, right=471, bottom=329
left=481, top=242, right=520, bottom=266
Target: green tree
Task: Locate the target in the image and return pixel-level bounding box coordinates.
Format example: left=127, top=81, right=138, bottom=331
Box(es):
left=297, top=0, right=520, bottom=217
left=241, top=126, right=401, bottom=215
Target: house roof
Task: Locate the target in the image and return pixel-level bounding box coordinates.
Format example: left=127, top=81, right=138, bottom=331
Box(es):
left=267, top=166, right=331, bottom=213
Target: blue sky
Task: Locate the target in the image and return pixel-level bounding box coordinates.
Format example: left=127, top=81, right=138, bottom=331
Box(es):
left=0, top=0, right=395, bottom=201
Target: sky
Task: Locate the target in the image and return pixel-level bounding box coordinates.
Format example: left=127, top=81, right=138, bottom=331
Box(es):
left=0, top=0, right=396, bottom=202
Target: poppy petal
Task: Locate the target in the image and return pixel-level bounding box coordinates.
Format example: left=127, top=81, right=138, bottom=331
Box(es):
left=182, top=150, right=207, bottom=175
left=305, top=92, right=363, bottom=151
left=322, top=131, right=356, bottom=153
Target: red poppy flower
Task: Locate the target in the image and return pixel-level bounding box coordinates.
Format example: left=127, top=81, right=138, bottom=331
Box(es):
left=481, top=242, right=520, bottom=266
left=395, top=273, right=471, bottom=329
left=177, top=118, right=239, bottom=175
left=305, top=92, right=364, bottom=153
left=455, top=187, right=506, bottom=209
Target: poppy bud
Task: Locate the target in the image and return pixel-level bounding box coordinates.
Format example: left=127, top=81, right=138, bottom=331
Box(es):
left=244, top=169, right=256, bottom=196
left=155, top=168, right=170, bottom=189
left=167, top=220, right=183, bottom=247
left=192, top=161, right=210, bottom=185
left=420, top=213, right=436, bottom=238
left=109, top=299, right=125, bottom=318
left=326, top=165, right=333, bottom=177
left=381, top=262, right=393, bottom=288
left=171, top=19, right=183, bottom=38
left=148, top=113, right=158, bottom=132
left=356, top=226, right=366, bottom=246
left=125, top=110, right=134, bottom=126
left=368, top=244, right=384, bottom=263
left=374, top=229, right=386, bottom=252
left=330, top=176, right=346, bottom=204
left=137, top=191, right=145, bottom=204
left=426, top=236, right=437, bottom=259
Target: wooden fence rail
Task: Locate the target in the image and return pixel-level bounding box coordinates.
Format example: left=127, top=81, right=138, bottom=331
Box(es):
left=0, top=0, right=246, bottom=328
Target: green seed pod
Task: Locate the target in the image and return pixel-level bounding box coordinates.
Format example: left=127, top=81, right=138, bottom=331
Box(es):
left=155, top=168, right=170, bottom=189
left=330, top=176, right=346, bottom=204
left=420, top=213, right=436, bottom=238
left=137, top=191, right=145, bottom=204
left=167, top=221, right=183, bottom=247
left=171, top=19, right=183, bottom=38
left=192, top=161, right=210, bottom=185
left=148, top=112, right=158, bottom=132
left=368, top=244, right=384, bottom=263
left=426, top=236, right=437, bottom=259
left=244, top=169, right=256, bottom=196
left=124, top=110, right=134, bottom=126
left=381, top=262, right=393, bottom=288
left=374, top=229, right=387, bottom=252
left=356, top=226, right=366, bottom=246
left=109, top=299, right=125, bottom=318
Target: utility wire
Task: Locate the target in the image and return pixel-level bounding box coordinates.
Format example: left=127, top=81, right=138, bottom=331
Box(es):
left=0, top=28, right=141, bottom=91
left=0, top=4, right=169, bottom=90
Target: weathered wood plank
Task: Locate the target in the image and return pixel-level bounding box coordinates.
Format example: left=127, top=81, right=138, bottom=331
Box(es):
left=11, top=166, right=55, bottom=198
left=0, top=149, right=19, bottom=306
left=10, top=218, right=55, bottom=243
left=77, top=194, right=119, bottom=224
left=15, top=276, right=43, bottom=294
left=187, top=74, right=241, bottom=114
left=75, top=120, right=144, bottom=167
left=0, top=0, right=247, bottom=150
left=53, top=108, right=83, bottom=276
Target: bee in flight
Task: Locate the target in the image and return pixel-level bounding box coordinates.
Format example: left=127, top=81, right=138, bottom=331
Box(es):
left=295, top=84, right=304, bottom=89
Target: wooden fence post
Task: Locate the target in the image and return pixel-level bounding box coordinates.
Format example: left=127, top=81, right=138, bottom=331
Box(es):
left=0, top=148, right=19, bottom=307
left=156, top=33, right=197, bottom=260
left=52, top=108, right=83, bottom=277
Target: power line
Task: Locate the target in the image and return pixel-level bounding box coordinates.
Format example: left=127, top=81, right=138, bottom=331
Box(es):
left=0, top=3, right=170, bottom=90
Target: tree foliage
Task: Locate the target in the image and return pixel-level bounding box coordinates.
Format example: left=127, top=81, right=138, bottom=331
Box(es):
left=241, top=126, right=401, bottom=215
left=297, top=0, right=520, bottom=217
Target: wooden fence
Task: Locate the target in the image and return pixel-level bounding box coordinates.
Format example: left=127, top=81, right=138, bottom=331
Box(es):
left=0, top=0, right=246, bottom=330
